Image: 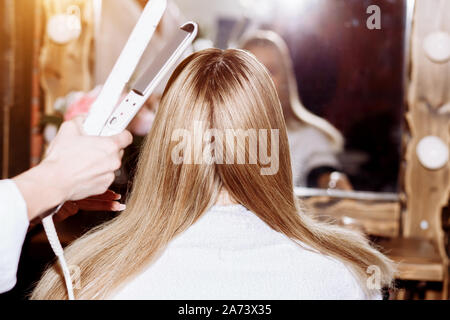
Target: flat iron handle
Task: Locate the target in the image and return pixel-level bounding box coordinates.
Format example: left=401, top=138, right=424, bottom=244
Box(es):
left=100, top=91, right=144, bottom=137
left=83, top=0, right=167, bottom=136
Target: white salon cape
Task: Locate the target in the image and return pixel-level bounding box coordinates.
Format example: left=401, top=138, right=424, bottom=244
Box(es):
left=0, top=180, right=29, bottom=293
left=111, top=204, right=379, bottom=300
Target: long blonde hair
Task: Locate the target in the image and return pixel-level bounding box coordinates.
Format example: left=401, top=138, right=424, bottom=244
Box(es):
left=32, top=49, right=393, bottom=300
left=241, top=30, right=344, bottom=151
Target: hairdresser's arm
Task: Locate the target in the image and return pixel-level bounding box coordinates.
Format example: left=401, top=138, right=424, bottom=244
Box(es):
left=14, top=117, right=132, bottom=220
left=0, top=117, right=132, bottom=293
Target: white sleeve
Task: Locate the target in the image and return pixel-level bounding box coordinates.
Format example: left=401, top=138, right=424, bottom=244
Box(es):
left=0, top=179, right=29, bottom=294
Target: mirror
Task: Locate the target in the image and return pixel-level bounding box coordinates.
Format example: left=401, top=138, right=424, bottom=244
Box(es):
left=175, top=0, right=412, bottom=193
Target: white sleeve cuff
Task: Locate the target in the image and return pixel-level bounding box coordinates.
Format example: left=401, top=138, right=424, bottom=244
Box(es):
left=0, top=179, right=29, bottom=293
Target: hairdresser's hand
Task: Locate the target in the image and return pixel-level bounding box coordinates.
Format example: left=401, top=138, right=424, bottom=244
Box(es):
left=43, top=116, right=133, bottom=202
left=28, top=190, right=126, bottom=228
left=14, top=117, right=133, bottom=221
left=53, top=190, right=126, bottom=223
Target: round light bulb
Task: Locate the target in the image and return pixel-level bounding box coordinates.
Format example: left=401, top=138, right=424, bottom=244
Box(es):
left=47, top=13, right=82, bottom=45
left=416, top=136, right=449, bottom=170
left=420, top=220, right=429, bottom=230
left=423, top=31, right=450, bottom=63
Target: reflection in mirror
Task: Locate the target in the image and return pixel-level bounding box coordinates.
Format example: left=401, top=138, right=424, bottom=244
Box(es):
left=176, top=0, right=410, bottom=193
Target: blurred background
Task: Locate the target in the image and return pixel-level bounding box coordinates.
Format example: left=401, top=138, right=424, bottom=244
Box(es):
left=0, top=0, right=449, bottom=300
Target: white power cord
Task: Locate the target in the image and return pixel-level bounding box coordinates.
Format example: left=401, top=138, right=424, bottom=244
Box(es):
left=42, top=204, right=75, bottom=300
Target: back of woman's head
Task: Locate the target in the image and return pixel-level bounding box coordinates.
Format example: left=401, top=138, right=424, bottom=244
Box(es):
left=141, top=48, right=295, bottom=225
left=32, top=49, right=393, bottom=300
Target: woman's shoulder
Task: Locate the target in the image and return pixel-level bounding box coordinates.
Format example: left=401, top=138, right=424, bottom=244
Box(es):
left=282, top=240, right=370, bottom=299
left=113, top=205, right=375, bottom=299
left=170, top=205, right=373, bottom=299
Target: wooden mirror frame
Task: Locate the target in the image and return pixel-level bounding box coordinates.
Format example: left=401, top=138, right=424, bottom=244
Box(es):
left=301, top=0, right=450, bottom=298
left=403, top=0, right=449, bottom=262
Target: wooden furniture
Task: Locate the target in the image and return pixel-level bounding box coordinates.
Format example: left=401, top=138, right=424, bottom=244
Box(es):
left=304, top=0, right=450, bottom=299
left=302, top=195, right=401, bottom=238
left=377, top=238, right=444, bottom=283
left=40, top=0, right=94, bottom=116
left=303, top=1, right=450, bottom=299
left=382, top=0, right=449, bottom=299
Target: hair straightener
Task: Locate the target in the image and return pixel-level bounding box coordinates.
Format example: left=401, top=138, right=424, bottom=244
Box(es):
left=40, top=0, right=198, bottom=300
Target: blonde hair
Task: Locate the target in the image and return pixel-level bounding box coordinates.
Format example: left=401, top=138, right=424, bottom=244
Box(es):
left=32, top=49, right=393, bottom=300
left=241, top=30, right=344, bottom=151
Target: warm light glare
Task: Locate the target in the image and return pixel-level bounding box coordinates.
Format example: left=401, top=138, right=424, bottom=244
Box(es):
left=240, top=0, right=314, bottom=20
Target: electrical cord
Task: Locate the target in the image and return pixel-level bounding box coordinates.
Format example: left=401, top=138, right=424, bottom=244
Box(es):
left=42, top=204, right=75, bottom=300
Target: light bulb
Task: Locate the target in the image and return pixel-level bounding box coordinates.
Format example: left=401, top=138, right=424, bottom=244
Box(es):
left=416, top=136, right=449, bottom=170
left=423, top=31, right=450, bottom=63
left=47, top=13, right=82, bottom=45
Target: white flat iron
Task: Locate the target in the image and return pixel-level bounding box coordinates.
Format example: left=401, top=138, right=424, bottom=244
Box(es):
left=40, top=0, right=198, bottom=300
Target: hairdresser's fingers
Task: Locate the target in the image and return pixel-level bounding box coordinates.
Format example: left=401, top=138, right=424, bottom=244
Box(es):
left=54, top=200, right=125, bottom=223
left=45, top=116, right=87, bottom=157
left=86, top=190, right=121, bottom=201
left=57, top=116, right=85, bottom=137
left=100, top=172, right=117, bottom=193
left=76, top=199, right=126, bottom=212
left=110, top=130, right=133, bottom=150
